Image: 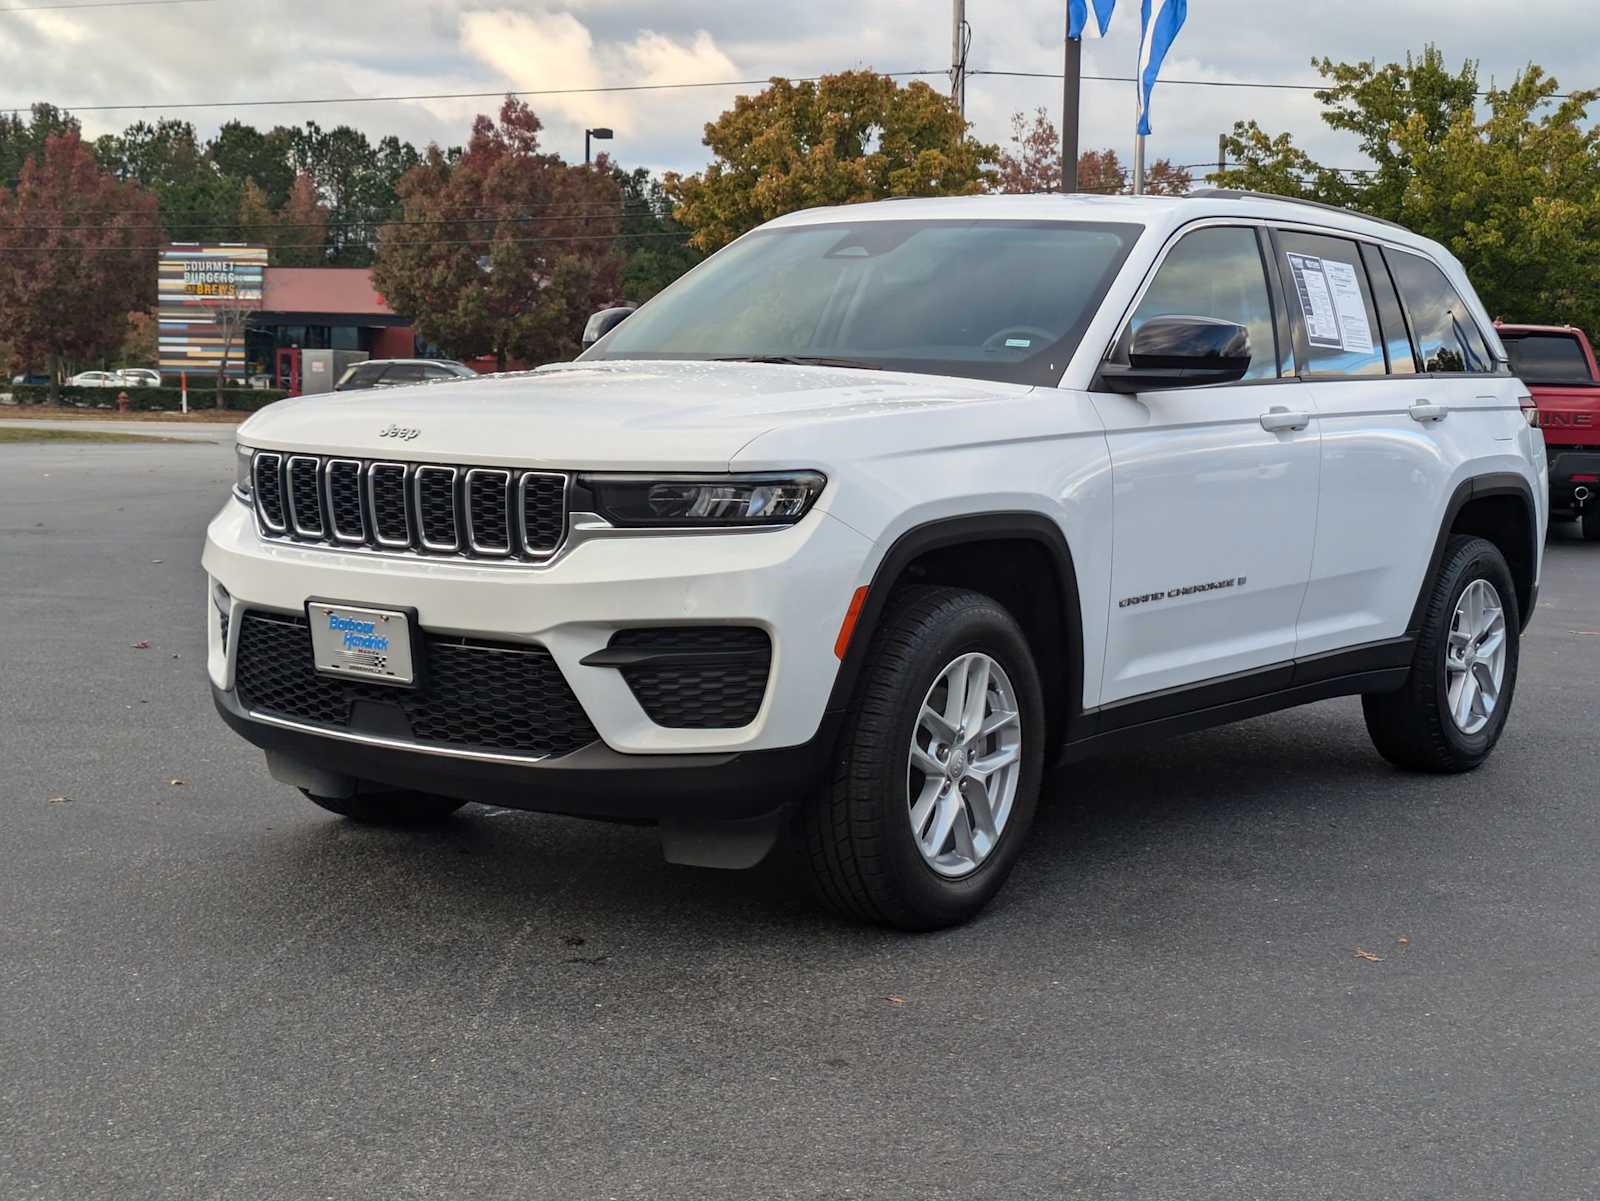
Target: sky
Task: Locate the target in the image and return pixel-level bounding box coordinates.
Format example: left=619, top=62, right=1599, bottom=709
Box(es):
left=2, top=0, right=1597, bottom=182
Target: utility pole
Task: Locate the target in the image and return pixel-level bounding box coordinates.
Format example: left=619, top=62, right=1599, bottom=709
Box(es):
left=1131, top=44, right=1145, bottom=195
left=949, top=0, right=967, bottom=118
left=1216, top=133, right=1226, bottom=182
left=1062, top=30, right=1081, bottom=192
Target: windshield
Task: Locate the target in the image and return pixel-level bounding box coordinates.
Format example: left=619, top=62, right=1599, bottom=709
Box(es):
left=584, top=218, right=1141, bottom=386
left=1502, top=333, right=1595, bottom=385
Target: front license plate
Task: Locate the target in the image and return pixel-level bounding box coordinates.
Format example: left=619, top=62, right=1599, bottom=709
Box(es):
left=307, top=602, right=416, bottom=686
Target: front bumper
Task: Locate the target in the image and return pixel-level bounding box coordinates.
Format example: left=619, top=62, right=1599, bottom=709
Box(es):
left=204, top=497, right=872, bottom=758
left=212, top=684, right=838, bottom=826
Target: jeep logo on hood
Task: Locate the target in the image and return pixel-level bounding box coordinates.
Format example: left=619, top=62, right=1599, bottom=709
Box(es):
left=378, top=424, right=422, bottom=441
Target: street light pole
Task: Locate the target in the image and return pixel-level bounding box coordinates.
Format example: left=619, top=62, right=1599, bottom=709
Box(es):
left=585, top=127, right=614, bottom=166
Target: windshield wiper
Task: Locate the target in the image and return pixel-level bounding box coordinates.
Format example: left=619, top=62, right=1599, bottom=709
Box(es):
left=711, top=354, right=884, bottom=371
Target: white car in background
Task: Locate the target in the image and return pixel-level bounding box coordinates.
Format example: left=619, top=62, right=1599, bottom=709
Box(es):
left=67, top=371, right=124, bottom=388
left=117, top=369, right=162, bottom=388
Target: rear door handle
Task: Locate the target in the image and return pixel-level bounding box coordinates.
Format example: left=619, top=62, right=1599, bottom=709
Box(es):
left=1410, top=400, right=1449, bottom=423
left=1260, top=406, right=1312, bottom=432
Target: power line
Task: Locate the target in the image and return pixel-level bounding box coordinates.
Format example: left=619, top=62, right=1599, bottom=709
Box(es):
left=1, top=70, right=947, bottom=115
left=0, top=207, right=663, bottom=232
left=970, top=67, right=1575, bottom=102
left=0, top=0, right=220, bottom=11
left=0, top=229, right=694, bottom=253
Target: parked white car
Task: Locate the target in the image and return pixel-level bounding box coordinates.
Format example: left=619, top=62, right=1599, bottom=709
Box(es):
left=117, top=369, right=162, bottom=388
left=206, top=191, right=1547, bottom=928
left=67, top=371, right=123, bottom=388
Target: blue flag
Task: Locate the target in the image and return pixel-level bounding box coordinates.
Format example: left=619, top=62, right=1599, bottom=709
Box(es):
left=1136, top=0, right=1187, bottom=135
left=1068, top=0, right=1117, bottom=38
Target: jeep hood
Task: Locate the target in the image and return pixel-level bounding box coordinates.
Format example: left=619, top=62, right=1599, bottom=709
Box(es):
left=236, top=360, right=1030, bottom=470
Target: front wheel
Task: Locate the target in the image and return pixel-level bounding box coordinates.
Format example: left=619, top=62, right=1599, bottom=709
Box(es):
left=1362, top=535, right=1520, bottom=772
left=804, top=586, right=1045, bottom=930
left=300, top=788, right=466, bottom=825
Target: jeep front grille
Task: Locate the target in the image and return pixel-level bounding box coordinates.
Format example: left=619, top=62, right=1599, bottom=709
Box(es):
left=250, top=452, right=568, bottom=562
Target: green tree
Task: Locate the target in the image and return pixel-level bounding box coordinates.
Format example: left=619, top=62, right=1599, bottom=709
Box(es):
left=0, top=104, right=79, bottom=187
left=95, top=118, right=241, bottom=242
left=372, top=99, right=623, bottom=370
left=1213, top=47, right=1600, bottom=330
left=665, top=71, right=998, bottom=252
left=207, top=121, right=296, bottom=207
left=611, top=164, right=701, bottom=300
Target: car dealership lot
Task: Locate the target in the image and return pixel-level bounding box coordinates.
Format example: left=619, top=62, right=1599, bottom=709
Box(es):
left=4, top=438, right=1599, bottom=1201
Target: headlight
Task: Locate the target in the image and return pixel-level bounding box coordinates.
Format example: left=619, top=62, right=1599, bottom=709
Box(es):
left=580, top=472, right=826, bottom=527
left=234, top=444, right=254, bottom=502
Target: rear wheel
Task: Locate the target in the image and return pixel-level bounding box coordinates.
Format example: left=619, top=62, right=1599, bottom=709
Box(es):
left=1362, top=536, right=1519, bottom=773
left=803, top=586, right=1045, bottom=930
left=1580, top=506, right=1600, bottom=542
left=300, top=788, right=466, bottom=825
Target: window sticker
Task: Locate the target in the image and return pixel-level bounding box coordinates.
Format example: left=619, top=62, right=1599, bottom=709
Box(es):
left=1320, top=259, right=1375, bottom=355
left=1285, top=252, right=1345, bottom=349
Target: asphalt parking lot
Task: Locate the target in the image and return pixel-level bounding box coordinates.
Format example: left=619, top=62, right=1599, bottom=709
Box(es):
left=4, top=436, right=1599, bottom=1201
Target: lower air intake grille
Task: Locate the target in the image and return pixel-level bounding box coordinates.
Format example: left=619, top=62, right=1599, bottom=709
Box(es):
left=234, top=611, right=598, bottom=758
left=609, top=626, right=772, bottom=729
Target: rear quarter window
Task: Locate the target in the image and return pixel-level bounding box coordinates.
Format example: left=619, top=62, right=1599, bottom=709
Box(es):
left=1385, top=250, right=1495, bottom=374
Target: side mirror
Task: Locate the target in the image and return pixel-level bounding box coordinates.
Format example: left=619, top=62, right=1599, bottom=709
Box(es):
left=582, top=306, right=635, bottom=347
left=1098, top=315, right=1252, bottom=393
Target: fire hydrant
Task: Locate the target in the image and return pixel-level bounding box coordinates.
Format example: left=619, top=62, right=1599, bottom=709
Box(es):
left=115, top=390, right=131, bottom=413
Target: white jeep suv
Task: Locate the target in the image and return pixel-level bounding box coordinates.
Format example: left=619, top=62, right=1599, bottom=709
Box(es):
left=206, top=191, right=1547, bottom=929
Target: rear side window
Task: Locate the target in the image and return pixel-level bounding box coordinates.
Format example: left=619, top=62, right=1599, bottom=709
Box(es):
left=1502, top=334, right=1594, bottom=385
left=1126, top=226, right=1279, bottom=380
left=384, top=364, right=425, bottom=385
left=1275, top=231, right=1386, bottom=377
left=1359, top=242, right=1417, bottom=374
left=424, top=365, right=465, bottom=380
left=1385, top=250, right=1495, bottom=374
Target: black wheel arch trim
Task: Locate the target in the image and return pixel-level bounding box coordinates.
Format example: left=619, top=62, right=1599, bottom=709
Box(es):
left=823, top=512, right=1087, bottom=747
left=1407, top=472, right=1540, bottom=635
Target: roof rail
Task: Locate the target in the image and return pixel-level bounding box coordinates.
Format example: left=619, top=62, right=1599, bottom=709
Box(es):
left=1187, top=188, right=1409, bottom=232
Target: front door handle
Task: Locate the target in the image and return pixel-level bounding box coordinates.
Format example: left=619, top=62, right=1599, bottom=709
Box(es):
left=1260, top=406, right=1312, bottom=433
left=1410, top=400, right=1449, bottom=423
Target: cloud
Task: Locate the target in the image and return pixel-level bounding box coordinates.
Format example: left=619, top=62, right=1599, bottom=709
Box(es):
left=458, top=7, right=738, bottom=165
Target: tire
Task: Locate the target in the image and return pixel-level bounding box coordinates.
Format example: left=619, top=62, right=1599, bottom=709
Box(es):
left=803, top=585, right=1046, bottom=930
left=1362, top=536, right=1520, bottom=773
left=300, top=788, right=466, bottom=825
left=1580, top=507, right=1600, bottom=542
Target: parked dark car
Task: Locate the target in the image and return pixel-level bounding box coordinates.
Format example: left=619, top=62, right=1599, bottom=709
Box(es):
left=333, top=359, right=477, bottom=392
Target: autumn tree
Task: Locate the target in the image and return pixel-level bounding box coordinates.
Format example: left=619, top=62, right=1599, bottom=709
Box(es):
left=372, top=99, right=623, bottom=370
left=239, top=172, right=329, bottom=267
left=994, top=109, right=1191, bottom=195
left=665, top=72, right=998, bottom=252
left=1214, top=47, right=1600, bottom=331
left=0, top=131, right=156, bottom=401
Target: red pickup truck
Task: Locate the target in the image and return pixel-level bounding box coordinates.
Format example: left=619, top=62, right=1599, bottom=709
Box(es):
left=1496, top=322, right=1600, bottom=540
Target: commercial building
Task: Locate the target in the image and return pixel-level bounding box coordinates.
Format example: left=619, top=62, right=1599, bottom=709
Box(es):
left=158, top=244, right=420, bottom=391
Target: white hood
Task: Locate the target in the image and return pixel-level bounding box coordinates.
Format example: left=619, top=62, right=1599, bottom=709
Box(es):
left=236, top=360, right=1029, bottom=471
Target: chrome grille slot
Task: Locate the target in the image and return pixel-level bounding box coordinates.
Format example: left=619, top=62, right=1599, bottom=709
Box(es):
left=369, top=463, right=411, bottom=547
left=326, top=460, right=365, bottom=543
left=286, top=456, right=325, bottom=538
left=465, top=469, right=512, bottom=555
left=415, top=466, right=459, bottom=551
left=519, top=472, right=567, bottom=557
left=248, top=451, right=569, bottom=563
left=253, top=453, right=286, bottom=531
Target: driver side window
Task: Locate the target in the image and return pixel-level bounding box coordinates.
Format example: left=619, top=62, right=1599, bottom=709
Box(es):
left=1127, top=227, right=1279, bottom=380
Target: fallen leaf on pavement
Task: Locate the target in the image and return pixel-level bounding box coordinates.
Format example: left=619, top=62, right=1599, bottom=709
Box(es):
left=1354, top=947, right=1381, bottom=962
left=169, top=778, right=186, bottom=787
left=47, top=795, right=72, bottom=804
left=1397, top=935, right=1409, bottom=945
left=131, top=640, right=151, bottom=649
left=886, top=995, right=906, bottom=1005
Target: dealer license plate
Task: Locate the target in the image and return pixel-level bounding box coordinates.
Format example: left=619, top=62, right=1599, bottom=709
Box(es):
left=307, top=602, right=416, bottom=686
